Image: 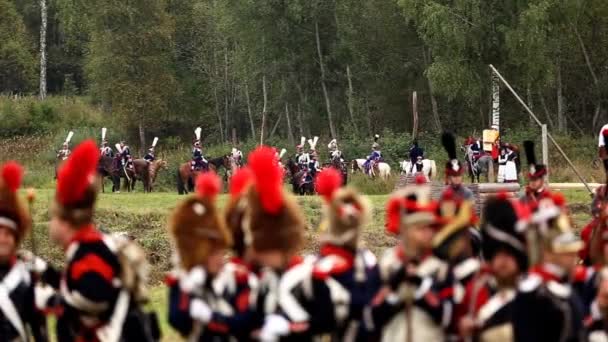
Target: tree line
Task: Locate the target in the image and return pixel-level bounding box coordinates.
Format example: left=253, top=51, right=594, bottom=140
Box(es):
left=2, top=0, right=607, bottom=151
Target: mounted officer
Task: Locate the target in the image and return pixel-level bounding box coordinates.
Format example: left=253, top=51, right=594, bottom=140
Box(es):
left=307, top=136, right=320, bottom=178
left=231, top=146, right=243, bottom=167
left=408, top=140, right=424, bottom=172
left=56, top=131, right=73, bottom=161
left=99, top=127, right=113, bottom=158
left=116, top=140, right=133, bottom=171
left=191, top=127, right=207, bottom=171
left=295, top=136, right=306, bottom=164
left=144, top=137, right=158, bottom=163
left=364, top=134, right=382, bottom=176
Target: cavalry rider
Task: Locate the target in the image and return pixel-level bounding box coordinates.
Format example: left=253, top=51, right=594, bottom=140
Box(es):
left=100, top=139, right=113, bottom=158
left=307, top=136, right=320, bottom=177
left=48, top=140, right=158, bottom=340
left=466, top=136, right=483, bottom=162
left=442, top=132, right=474, bottom=202
left=118, top=140, right=133, bottom=170
left=519, top=140, right=550, bottom=206
left=364, top=134, right=382, bottom=176
left=144, top=146, right=156, bottom=163
left=408, top=139, right=424, bottom=172
left=457, top=195, right=529, bottom=341
left=57, top=142, right=71, bottom=161
left=512, top=193, right=585, bottom=342
left=0, top=162, right=48, bottom=341
left=295, top=136, right=306, bottom=163
left=231, top=146, right=243, bottom=167
left=191, top=140, right=207, bottom=171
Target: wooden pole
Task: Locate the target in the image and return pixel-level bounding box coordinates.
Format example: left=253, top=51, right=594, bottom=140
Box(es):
left=412, top=91, right=418, bottom=139
left=489, top=64, right=592, bottom=193
left=542, top=124, right=549, bottom=183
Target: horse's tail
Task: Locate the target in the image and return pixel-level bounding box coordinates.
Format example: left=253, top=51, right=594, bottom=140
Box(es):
left=176, top=167, right=184, bottom=195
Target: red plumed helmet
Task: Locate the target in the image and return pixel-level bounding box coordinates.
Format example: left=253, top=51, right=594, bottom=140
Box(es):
left=552, top=192, right=567, bottom=208
left=315, top=168, right=342, bottom=202
left=415, top=174, right=427, bottom=185
left=385, top=197, right=403, bottom=235
left=56, top=140, right=98, bottom=206
left=229, top=167, right=253, bottom=199
left=248, top=146, right=284, bottom=214
left=2, top=161, right=23, bottom=193
left=196, top=172, right=221, bottom=201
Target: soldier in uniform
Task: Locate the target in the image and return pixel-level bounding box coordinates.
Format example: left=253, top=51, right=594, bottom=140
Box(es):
left=307, top=137, right=320, bottom=178
left=191, top=141, right=207, bottom=171
left=49, top=140, right=158, bottom=341
left=57, top=142, right=71, bottom=161
left=118, top=140, right=133, bottom=170
left=441, top=132, right=474, bottom=202
left=294, top=137, right=306, bottom=164
left=512, top=193, right=585, bottom=342
left=276, top=168, right=380, bottom=340
left=231, top=147, right=244, bottom=167
left=519, top=140, right=551, bottom=206
left=0, top=161, right=48, bottom=341
left=457, top=194, right=530, bottom=341
left=365, top=175, right=452, bottom=341
left=100, top=140, right=113, bottom=158
left=408, top=140, right=424, bottom=173
left=167, top=172, right=257, bottom=341
left=241, top=146, right=309, bottom=341
left=143, top=147, right=155, bottom=163
left=364, top=135, right=382, bottom=176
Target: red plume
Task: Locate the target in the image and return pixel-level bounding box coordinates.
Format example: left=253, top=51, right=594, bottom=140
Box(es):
left=385, top=197, right=403, bottom=235
left=495, top=190, right=510, bottom=201
left=1, top=161, right=23, bottom=193
left=195, top=172, right=221, bottom=200
left=57, top=140, right=98, bottom=205
left=552, top=192, right=566, bottom=208
left=248, top=146, right=284, bottom=214
left=415, top=174, right=427, bottom=185
left=315, top=168, right=342, bottom=202
left=229, top=167, right=253, bottom=198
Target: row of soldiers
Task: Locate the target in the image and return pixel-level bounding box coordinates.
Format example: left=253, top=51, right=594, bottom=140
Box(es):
left=0, top=132, right=599, bottom=342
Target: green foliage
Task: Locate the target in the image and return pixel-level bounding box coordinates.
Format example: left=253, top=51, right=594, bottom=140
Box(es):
left=0, top=0, right=36, bottom=93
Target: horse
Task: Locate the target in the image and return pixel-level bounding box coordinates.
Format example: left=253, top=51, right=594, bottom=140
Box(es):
left=400, top=159, right=437, bottom=180
left=463, top=146, right=495, bottom=183
left=225, top=155, right=241, bottom=180
left=285, top=158, right=315, bottom=195
left=130, top=159, right=168, bottom=192
left=351, top=158, right=392, bottom=180
left=97, top=155, right=121, bottom=193
left=323, top=156, right=348, bottom=185
left=176, top=155, right=230, bottom=195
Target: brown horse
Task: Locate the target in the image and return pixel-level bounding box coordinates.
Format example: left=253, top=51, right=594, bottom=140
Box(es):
left=97, top=155, right=121, bottom=192
left=129, top=159, right=168, bottom=192
left=177, top=156, right=231, bottom=194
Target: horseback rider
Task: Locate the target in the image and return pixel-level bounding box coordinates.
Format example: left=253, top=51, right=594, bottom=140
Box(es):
left=100, top=140, right=113, bottom=158
left=144, top=147, right=155, bottom=163
left=231, top=147, right=243, bottom=167
left=327, top=138, right=345, bottom=163
left=467, top=136, right=483, bottom=162
left=408, top=140, right=424, bottom=172
left=307, top=136, right=320, bottom=177
left=364, top=134, right=382, bottom=176
left=57, top=142, right=71, bottom=161
left=118, top=140, right=133, bottom=170
left=295, top=136, right=306, bottom=163
left=191, top=140, right=207, bottom=171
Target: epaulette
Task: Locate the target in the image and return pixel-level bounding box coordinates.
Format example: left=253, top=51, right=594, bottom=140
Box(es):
left=312, top=255, right=352, bottom=280
left=573, top=265, right=595, bottom=284
left=518, top=274, right=542, bottom=293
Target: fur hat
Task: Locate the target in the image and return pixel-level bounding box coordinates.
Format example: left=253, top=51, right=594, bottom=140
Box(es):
left=385, top=175, right=438, bottom=235
left=530, top=193, right=582, bottom=255
left=244, top=146, right=305, bottom=253
left=442, top=132, right=464, bottom=177
left=316, top=168, right=370, bottom=249
left=481, top=194, right=530, bottom=270
left=169, top=172, right=232, bottom=271
left=224, top=167, right=254, bottom=257
left=432, top=189, right=476, bottom=259
left=523, top=141, right=547, bottom=180
left=0, top=162, right=30, bottom=243
left=54, top=140, right=99, bottom=227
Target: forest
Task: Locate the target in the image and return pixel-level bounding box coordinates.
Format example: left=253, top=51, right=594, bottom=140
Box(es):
left=2, top=0, right=608, bottom=152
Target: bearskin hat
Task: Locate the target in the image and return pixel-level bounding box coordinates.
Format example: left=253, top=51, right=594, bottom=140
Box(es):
left=523, top=140, right=547, bottom=180
left=54, top=140, right=99, bottom=227
left=530, top=193, right=582, bottom=255
left=244, top=146, right=305, bottom=254
left=169, top=172, right=232, bottom=271
left=385, top=175, right=438, bottom=235
left=442, top=132, right=464, bottom=177
left=432, top=190, right=476, bottom=260
left=224, top=167, right=254, bottom=257
left=316, top=168, right=370, bottom=249
left=481, top=194, right=530, bottom=270
left=0, top=162, right=30, bottom=244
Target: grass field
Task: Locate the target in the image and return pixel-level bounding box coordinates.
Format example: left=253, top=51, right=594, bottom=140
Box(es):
left=25, top=187, right=594, bottom=341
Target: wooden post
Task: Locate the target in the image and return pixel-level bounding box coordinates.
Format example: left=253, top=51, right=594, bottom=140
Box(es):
left=542, top=124, right=549, bottom=182
left=232, top=127, right=237, bottom=147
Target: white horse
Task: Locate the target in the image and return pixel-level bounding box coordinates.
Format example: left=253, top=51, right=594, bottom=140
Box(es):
left=400, top=159, right=437, bottom=180
left=351, top=158, right=392, bottom=180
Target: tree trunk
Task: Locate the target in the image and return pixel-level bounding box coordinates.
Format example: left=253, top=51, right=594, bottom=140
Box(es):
left=269, top=114, right=282, bottom=139
left=365, top=97, right=373, bottom=136
left=527, top=82, right=534, bottom=125
left=315, top=22, right=337, bottom=138
left=538, top=86, right=555, bottom=129
left=297, top=103, right=304, bottom=137
left=138, top=118, right=146, bottom=156
left=213, top=85, right=225, bottom=142
left=346, top=65, right=357, bottom=132
left=39, top=0, right=47, bottom=100
left=556, top=60, right=566, bottom=133
left=422, top=48, right=441, bottom=131
left=245, top=82, right=256, bottom=139
left=260, top=75, right=267, bottom=145
left=224, top=47, right=230, bottom=142
left=285, top=103, right=295, bottom=146
left=573, top=24, right=603, bottom=132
